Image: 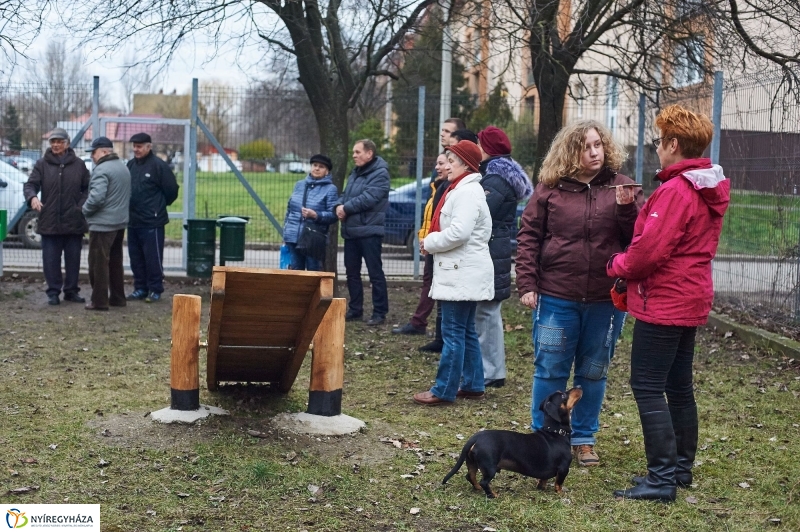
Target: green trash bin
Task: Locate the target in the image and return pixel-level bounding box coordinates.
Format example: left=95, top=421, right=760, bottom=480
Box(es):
left=217, top=216, right=248, bottom=266
left=184, top=219, right=217, bottom=278
left=0, top=210, right=7, bottom=241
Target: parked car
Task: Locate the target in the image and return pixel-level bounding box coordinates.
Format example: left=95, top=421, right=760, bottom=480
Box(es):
left=287, top=161, right=306, bottom=174
left=10, top=156, right=36, bottom=174
left=385, top=178, right=527, bottom=258
left=0, top=160, right=40, bottom=248
left=82, top=156, right=94, bottom=172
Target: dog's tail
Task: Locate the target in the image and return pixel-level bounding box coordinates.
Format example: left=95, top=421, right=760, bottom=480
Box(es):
left=441, top=435, right=478, bottom=485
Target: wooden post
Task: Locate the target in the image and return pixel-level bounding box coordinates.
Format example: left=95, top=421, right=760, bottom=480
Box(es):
left=307, top=298, right=345, bottom=416
left=171, top=294, right=202, bottom=410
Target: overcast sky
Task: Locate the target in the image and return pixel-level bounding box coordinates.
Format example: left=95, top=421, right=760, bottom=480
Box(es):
left=13, top=7, right=269, bottom=108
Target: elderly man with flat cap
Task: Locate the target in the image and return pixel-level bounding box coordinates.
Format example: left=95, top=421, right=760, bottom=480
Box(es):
left=82, top=136, right=131, bottom=311
left=23, top=127, right=90, bottom=306
left=126, top=132, right=179, bottom=303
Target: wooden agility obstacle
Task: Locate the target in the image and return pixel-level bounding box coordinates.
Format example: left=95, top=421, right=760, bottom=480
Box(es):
left=205, top=266, right=340, bottom=397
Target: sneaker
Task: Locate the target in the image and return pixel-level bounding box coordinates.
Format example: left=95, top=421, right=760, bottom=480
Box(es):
left=392, top=323, right=426, bottom=335
left=572, top=444, right=600, bottom=467
left=127, top=289, right=148, bottom=301
left=145, top=292, right=161, bottom=303
left=365, top=315, right=385, bottom=326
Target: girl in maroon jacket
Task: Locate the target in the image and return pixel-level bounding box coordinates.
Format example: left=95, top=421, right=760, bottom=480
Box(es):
left=516, top=120, right=642, bottom=468
left=608, top=105, right=730, bottom=502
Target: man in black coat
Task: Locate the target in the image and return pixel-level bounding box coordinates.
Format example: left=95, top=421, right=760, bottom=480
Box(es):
left=335, top=139, right=390, bottom=325
left=23, top=127, right=90, bottom=305
left=126, top=132, right=179, bottom=303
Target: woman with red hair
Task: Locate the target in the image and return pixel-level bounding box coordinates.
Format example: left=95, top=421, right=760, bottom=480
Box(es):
left=608, top=105, right=730, bottom=501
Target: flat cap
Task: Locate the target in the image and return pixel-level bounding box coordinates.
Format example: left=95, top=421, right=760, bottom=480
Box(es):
left=129, top=132, right=152, bottom=143
left=48, top=127, right=69, bottom=141
left=86, top=136, right=114, bottom=152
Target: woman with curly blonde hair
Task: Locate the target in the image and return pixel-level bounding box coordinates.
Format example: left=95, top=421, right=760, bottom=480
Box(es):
left=516, top=119, right=643, bottom=467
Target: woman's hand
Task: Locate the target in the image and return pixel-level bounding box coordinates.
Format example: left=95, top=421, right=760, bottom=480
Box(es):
left=335, top=205, right=346, bottom=220
left=615, top=185, right=636, bottom=205
left=520, top=291, right=538, bottom=309
left=419, top=239, right=428, bottom=256
left=30, top=197, right=43, bottom=211
left=301, top=207, right=317, bottom=219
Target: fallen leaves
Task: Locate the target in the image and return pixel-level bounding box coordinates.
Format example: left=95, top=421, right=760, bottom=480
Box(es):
left=409, top=507, right=420, bottom=515
left=8, top=486, right=39, bottom=495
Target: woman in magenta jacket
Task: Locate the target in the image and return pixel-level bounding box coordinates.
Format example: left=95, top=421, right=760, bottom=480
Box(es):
left=607, top=105, right=730, bottom=502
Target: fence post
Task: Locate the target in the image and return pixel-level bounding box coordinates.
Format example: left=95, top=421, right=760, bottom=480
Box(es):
left=439, top=0, right=453, bottom=127
left=710, top=71, right=723, bottom=165
left=184, top=78, right=199, bottom=272
left=92, top=77, right=100, bottom=142
left=636, top=93, right=645, bottom=185
left=413, top=86, right=425, bottom=279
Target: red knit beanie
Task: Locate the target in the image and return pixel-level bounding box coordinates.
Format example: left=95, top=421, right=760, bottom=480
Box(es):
left=447, top=140, right=482, bottom=173
left=478, top=126, right=512, bottom=156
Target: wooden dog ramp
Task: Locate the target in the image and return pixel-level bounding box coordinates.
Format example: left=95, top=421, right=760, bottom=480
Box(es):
left=206, top=267, right=335, bottom=392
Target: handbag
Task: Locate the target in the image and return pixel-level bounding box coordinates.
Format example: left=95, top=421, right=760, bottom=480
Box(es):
left=294, top=183, right=329, bottom=262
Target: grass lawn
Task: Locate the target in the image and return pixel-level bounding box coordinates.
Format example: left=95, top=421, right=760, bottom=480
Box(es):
left=1, top=278, right=798, bottom=531
left=167, top=174, right=800, bottom=257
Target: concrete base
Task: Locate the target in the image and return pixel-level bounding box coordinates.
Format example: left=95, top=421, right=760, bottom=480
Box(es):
left=150, top=404, right=229, bottom=424
left=271, top=412, right=365, bottom=436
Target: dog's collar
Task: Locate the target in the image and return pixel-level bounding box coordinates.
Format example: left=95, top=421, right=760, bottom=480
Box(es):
left=541, top=426, right=571, bottom=437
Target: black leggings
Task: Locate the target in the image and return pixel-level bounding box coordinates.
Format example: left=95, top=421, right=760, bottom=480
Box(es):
left=630, top=319, right=697, bottom=416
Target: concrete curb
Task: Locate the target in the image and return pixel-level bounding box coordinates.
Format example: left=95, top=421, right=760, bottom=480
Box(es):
left=706, top=311, right=800, bottom=358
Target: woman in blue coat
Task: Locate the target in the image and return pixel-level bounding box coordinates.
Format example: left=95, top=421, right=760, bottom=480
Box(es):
left=282, top=154, right=339, bottom=271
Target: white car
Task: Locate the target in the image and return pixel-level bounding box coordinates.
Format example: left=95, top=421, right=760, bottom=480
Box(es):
left=11, top=156, right=36, bottom=174
left=0, top=161, right=40, bottom=248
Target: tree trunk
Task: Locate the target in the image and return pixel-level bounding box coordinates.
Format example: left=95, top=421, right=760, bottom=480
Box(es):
left=532, top=59, right=571, bottom=176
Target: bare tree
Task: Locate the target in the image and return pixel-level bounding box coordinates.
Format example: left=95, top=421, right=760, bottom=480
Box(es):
left=477, top=0, right=800, bottom=168
left=78, top=0, right=437, bottom=190
left=120, top=51, right=158, bottom=114
left=0, top=0, right=49, bottom=69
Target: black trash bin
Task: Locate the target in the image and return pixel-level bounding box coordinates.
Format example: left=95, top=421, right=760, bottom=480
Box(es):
left=185, top=219, right=217, bottom=278
left=217, top=216, right=249, bottom=266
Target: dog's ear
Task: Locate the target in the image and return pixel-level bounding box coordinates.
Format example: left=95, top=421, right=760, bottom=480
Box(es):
left=541, top=394, right=562, bottom=421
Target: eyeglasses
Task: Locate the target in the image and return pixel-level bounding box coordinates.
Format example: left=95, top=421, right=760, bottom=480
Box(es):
left=652, top=137, right=673, bottom=148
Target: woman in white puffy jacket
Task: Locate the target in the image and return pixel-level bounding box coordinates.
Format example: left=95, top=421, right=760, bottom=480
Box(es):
left=413, top=140, right=495, bottom=406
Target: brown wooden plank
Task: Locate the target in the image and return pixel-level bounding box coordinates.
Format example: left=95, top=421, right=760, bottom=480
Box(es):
left=213, top=266, right=335, bottom=280
left=309, top=298, right=346, bottom=392
left=218, top=321, right=299, bottom=346
left=279, top=277, right=334, bottom=392
left=205, top=270, right=226, bottom=391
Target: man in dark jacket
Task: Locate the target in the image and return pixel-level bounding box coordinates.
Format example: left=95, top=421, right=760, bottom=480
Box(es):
left=335, top=139, right=390, bottom=325
left=82, top=137, right=131, bottom=311
left=126, top=132, right=179, bottom=303
left=476, top=126, right=533, bottom=387
left=23, top=127, right=90, bottom=305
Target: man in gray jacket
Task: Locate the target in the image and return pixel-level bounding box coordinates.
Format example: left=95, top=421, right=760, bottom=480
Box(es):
left=335, top=139, right=390, bottom=325
left=81, top=137, right=131, bottom=310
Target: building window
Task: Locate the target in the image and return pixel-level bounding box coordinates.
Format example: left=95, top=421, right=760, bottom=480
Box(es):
left=575, top=83, right=585, bottom=118
left=525, top=96, right=536, bottom=116
left=674, top=37, right=704, bottom=87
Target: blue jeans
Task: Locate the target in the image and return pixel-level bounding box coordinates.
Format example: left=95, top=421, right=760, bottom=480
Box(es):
left=127, top=226, right=165, bottom=294
left=430, top=301, right=484, bottom=402
left=530, top=294, right=624, bottom=445
left=286, top=242, right=323, bottom=271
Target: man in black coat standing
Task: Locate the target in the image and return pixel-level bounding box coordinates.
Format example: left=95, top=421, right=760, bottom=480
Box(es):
left=23, top=127, right=90, bottom=305
left=335, top=139, right=390, bottom=325
left=126, top=132, right=179, bottom=303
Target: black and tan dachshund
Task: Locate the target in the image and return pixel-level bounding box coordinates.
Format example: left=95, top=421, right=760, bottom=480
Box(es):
left=442, top=387, right=583, bottom=498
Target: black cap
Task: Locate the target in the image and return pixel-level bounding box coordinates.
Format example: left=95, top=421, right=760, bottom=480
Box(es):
left=129, top=132, right=152, bottom=143
left=309, top=154, right=332, bottom=170
left=86, top=136, right=114, bottom=152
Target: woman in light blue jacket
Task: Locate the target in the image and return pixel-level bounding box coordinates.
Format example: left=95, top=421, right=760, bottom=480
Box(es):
left=282, top=154, right=339, bottom=271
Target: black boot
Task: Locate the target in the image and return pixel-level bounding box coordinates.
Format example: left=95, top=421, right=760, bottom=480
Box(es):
left=614, top=411, right=677, bottom=502
left=419, top=309, right=443, bottom=352
left=633, top=404, right=698, bottom=488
